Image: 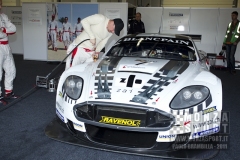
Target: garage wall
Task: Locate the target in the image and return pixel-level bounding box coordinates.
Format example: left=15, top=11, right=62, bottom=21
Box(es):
left=137, top=7, right=240, bottom=61
left=163, top=0, right=234, bottom=8
left=2, top=0, right=237, bottom=8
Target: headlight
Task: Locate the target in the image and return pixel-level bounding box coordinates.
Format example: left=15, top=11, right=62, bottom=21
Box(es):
left=170, top=86, right=210, bottom=109
left=64, top=76, right=83, bottom=100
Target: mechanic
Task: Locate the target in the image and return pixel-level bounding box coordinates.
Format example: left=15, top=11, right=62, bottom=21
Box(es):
left=65, top=14, right=124, bottom=70
left=223, top=11, right=240, bottom=75
left=74, top=17, right=83, bottom=37
left=128, top=12, right=145, bottom=34
left=48, top=15, right=58, bottom=51
left=62, top=17, right=72, bottom=50
left=0, top=6, right=18, bottom=105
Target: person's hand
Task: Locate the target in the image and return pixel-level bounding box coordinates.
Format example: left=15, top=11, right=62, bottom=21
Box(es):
left=92, top=52, right=99, bottom=62
left=234, top=42, right=238, bottom=45
left=90, top=39, right=96, bottom=46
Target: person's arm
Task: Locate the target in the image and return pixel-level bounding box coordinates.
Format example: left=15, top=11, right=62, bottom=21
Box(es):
left=235, top=24, right=240, bottom=44
left=81, top=14, right=106, bottom=40
left=95, top=35, right=111, bottom=52
left=1, top=14, right=16, bottom=36
left=223, top=23, right=230, bottom=44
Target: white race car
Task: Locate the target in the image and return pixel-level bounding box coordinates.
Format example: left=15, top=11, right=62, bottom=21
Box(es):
left=46, top=33, right=222, bottom=159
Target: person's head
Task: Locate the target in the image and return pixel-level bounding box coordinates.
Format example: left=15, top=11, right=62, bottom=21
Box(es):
left=65, top=17, right=68, bottom=23
left=52, top=15, right=55, bottom=20
left=232, top=11, right=238, bottom=21
left=77, top=17, right=81, bottom=23
left=135, top=12, right=141, bottom=22
left=107, top=18, right=124, bottom=36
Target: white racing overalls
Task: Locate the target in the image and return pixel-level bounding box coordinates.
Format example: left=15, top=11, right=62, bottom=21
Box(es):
left=65, top=43, right=94, bottom=70
left=0, top=13, right=16, bottom=95
left=48, top=20, right=58, bottom=50
left=75, top=23, right=83, bottom=36
left=62, top=22, right=72, bottom=49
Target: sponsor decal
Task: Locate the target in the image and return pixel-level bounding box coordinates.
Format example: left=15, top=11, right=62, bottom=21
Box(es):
left=99, top=116, right=141, bottom=127
left=73, top=122, right=83, bottom=131
left=192, top=126, right=220, bottom=138
left=73, top=122, right=86, bottom=132
left=11, top=11, right=22, bottom=14
left=29, top=19, right=40, bottom=22
left=169, top=13, right=183, bottom=16
left=170, top=26, right=178, bottom=30
left=202, top=106, right=217, bottom=115
left=73, top=123, right=82, bottom=128
left=120, top=37, right=190, bottom=46
left=123, top=65, right=145, bottom=69
left=159, top=134, right=176, bottom=138
left=157, top=134, right=177, bottom=142
left=58, top=91, right=63, bottom=98
left=193, top=117, right=220, bottom=129
left=56, top=109, right=64, bottom=122
left=56, top=102, right=64, bottom=113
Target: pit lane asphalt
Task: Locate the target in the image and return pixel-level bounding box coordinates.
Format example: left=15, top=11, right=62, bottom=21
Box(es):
left=0, top=55, right=238, bottom=160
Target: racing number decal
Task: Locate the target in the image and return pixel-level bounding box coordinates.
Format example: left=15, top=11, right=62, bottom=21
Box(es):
left=120, top=78, right=126, bottom=83
left=119, top=75, right=142, bottom=87
left=117, top=89, right=133, bottom=93
left=127, top=75, right=135, bottom=87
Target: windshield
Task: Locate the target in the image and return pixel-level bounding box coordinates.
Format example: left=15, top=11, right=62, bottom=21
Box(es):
left=106, top=37, right=197, bottom=61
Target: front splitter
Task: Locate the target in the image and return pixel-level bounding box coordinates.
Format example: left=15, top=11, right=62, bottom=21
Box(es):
left=45, top=118, right=219, bottom=160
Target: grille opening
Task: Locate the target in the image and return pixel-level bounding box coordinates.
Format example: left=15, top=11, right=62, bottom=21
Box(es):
left=85, top=124, right=158, bottom=148
left=75, top=105, right=174, bottom=128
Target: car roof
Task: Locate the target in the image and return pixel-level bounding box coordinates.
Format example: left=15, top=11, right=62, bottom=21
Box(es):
left=126, top=33, right=192, bottom=41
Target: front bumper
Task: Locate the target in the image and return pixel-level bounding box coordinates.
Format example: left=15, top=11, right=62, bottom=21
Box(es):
left=73, top=101, right=175, bottom=132
left=45, top=118, right=219, bottom=159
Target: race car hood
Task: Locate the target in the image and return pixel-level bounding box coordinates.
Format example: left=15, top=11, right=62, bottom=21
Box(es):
left=85, top=56, right=191, bottom=109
